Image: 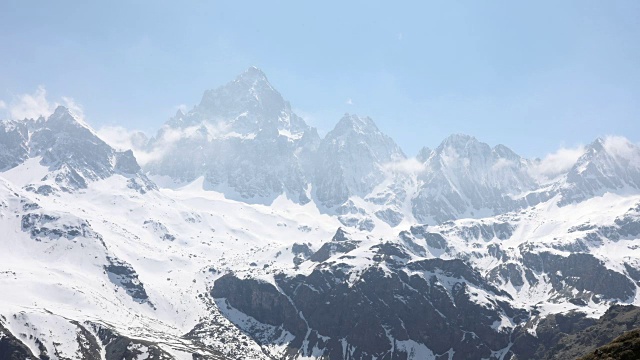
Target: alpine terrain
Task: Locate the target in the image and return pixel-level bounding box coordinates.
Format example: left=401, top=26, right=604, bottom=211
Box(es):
left=2, top=67, right=640, bottom=360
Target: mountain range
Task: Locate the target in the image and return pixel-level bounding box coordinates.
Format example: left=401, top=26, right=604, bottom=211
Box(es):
left=1, top=67, right=640, bottom=360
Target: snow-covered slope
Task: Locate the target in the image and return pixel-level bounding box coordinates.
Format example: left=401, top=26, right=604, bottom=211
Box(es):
left=1, top=68, right=640, bottom=359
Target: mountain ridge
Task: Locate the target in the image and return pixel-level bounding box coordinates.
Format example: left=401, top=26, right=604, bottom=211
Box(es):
left=1, top=67, right=640, bottom=359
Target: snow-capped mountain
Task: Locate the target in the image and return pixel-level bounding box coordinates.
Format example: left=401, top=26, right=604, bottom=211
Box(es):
left=1, top=68, right=640, bottom=360
left=145, top=66, right=320, bottom=203
left=313, top=113, right=405, bottom=208
left=1, top=106, right=154, bottom=194
left=411, top=134, right=536, bottom=223
left=558, top=137, right=640, bottom=205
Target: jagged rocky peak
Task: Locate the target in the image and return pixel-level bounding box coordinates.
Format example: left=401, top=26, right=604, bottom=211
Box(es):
left=323, top=113, right=405, bottom=161
left=314, top=113, right=406, bottom=208
left=332, top=227, right=349, bottom=242
left=0, top=106, right=152, bottom=192
left=559, top=136, right=640, bottom=205
left=435, top=134, right=499, bottom=161
left=573, top=137, right=640, bottom=178
left=333, top=113, right=380, bottom=134
left=169, top=66, right=312, bottom=139
left=412, top=134, right=536, bottom=223
left=144, top=67, right=319, bottom=203
left=416, top=146, right=432, bottom=162
left=46, top=105, right=88, bottom=129
left=427, top=134, right=533, bottom=188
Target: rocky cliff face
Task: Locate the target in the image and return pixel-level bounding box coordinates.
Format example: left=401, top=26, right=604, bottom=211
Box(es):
left=2, top=67, right=640, bottom=360
left=558, top=137, right=640, bottom=206
left=0, top=106, right=154, bottom=194
left=507, top=305, right=640, bottom=360
left=144, top=67, right=319, bottom=203
left=412, top=135, right=536, bottom=223
left=141, top=68, right=640, bottom=231
left=213, top=257, right=523, bottom=359
left=313, top=114, right=405, bottom=208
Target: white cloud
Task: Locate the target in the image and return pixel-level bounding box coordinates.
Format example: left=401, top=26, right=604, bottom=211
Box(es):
left=383, top=158, right=426, bottom=174
left=61, top=96, right=85, bottom=122
left=603, top=135, right=634, bottom=157
left=491, top=158, right=516, bottom=172
left=97, top=126, right=146, bottom=150
left=98, top=126, right=160, bottom=166
left=98, top=121, right=233, bottom=167
left=9, top=86, right=56, bottom=120
left=4, top=86, right=88, bottom=124
left=346, top=98, right=353, bottom=105
left=529, top=145, right=585, bottom=181
left=603, top=135, right=640, bottom=167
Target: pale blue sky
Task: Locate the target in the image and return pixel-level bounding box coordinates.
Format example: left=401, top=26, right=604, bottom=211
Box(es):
left=1, top=1, right=638, bottom=158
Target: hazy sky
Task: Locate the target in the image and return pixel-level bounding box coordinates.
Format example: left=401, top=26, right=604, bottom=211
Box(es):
left=1, top=1, right=638, bottom=158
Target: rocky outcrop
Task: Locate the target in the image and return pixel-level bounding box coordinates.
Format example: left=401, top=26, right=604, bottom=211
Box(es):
left=213, top=257, right=523, bottom=360
left=521, top=252, right=635, bottom=302
left=89, top=322, right=175, bottom=360
left=0, top=320, right=38, bottom=360
left=104, top=257, right=151, bottom=305
left=508, top=305, right=640, bottom=360
left=0, top=106, right=154, bottom=193
left=578, top=328, right=640, bottom=360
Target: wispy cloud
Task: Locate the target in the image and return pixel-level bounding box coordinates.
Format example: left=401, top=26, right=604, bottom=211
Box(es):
left=603, top=136, right=640, bottom=166
left=2, top=86, right=86, bottom=122
left=60, top=96, right=85, bottom=122
left=7, top=86, right=55, bottom=120
left=97, top=126, right=158, bottom=166
left=346, top=98, right=353, bottom=105
left=529, top=145, right=585, bottom=181
left=382, top=158, right=426, bottom=175
left=98, top=121, right=233, bottom=167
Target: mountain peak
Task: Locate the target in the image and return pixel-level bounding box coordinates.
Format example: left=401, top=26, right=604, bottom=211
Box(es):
left=586, top=137, right=606, bottom=152
left=440, top=133, right=478, bottom=147
left=417, top=146, right=433, bottom=162
left=234, top=66, right=270, bottom=85
left=51, top=105, right=71, bottom=117
left=47, top=105, right=94, bottom=132
left=334, top=113, right=379, bottom=135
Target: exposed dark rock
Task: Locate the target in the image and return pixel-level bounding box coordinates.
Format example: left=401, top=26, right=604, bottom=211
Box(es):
left=0, top=322, right=38, bottom=360
left=308, top=240, right=360, bottom=263
left=292, top=243, right=314, bottom=265
left=331, top=227, right=349, bottom=242
left=0, top=121, right=29, bottom=171
left=488, top=263, right=525, bottom=287
left=508, top=305, right=640, bottom=360
left=69, top=320, right=102, bottom=360
left=115, top=150, right=141, bottom=174
left=409, top=226, right=448, bottom=250
left=88, top=322, right=174, bottom=360
left=444, top=221, right=514, bottom=242
left=371, top=242, right=410, bottom=267
left=374, top=208, right=404, bottom=227
left=213, top=258, right=522, bottom=359
left=211, top=274, right=307, bottom=340
left=21, top=213, right=93, bottom=240
left=104, top=257, right=151, bottom=304
left=521, top=252, right=635, bottom=301
left=579, top=328, right=640, bottom=360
